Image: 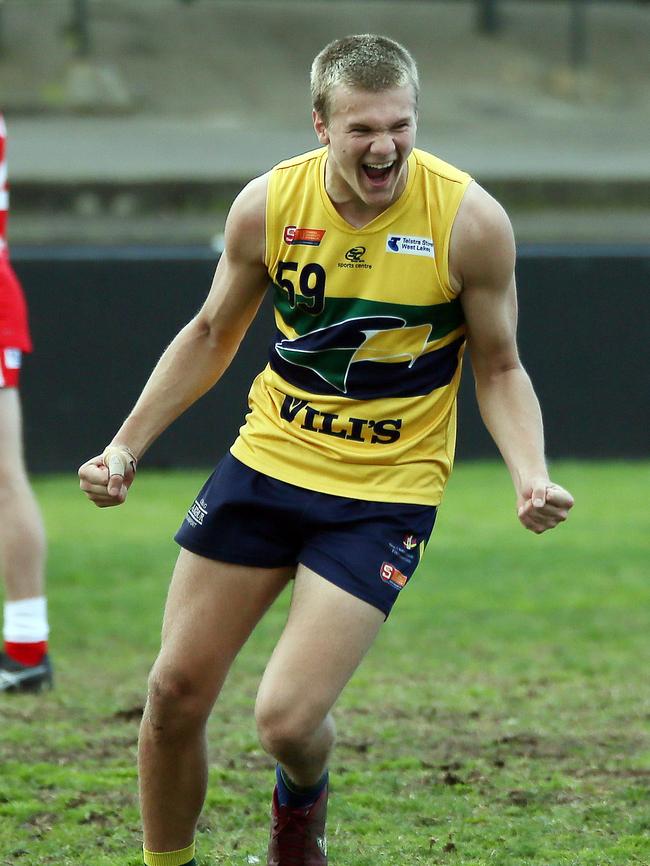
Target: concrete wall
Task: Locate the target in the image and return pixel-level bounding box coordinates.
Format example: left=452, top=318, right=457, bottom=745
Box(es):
left=12, top=245, right=650, bottom=474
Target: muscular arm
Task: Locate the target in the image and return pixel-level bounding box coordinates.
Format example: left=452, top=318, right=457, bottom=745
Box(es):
left=80, top=173, right=270, bottom=504
left=450, top=183, right=574, bottom=532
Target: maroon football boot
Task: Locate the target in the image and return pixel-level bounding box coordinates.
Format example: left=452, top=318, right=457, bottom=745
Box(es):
left=267, top=784, right=328, bottom=865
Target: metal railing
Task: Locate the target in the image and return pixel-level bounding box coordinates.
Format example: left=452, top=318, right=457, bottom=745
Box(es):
left=477, top=0, right=592, bottom=66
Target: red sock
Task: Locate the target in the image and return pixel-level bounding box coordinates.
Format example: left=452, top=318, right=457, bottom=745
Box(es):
left=4, top=640, right=48, bottom=666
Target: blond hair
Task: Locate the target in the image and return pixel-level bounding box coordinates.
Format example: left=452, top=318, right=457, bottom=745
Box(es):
left=311, top=34, right=419, bottom=123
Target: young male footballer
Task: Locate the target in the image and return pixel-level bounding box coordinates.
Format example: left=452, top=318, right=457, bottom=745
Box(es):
left=79, top=34, right=574, bottom=866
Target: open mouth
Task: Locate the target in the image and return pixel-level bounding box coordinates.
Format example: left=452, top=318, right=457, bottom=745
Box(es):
left=362, top=160, right=395, bottom=186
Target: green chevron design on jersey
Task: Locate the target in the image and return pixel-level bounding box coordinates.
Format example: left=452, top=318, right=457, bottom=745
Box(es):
left=273, top=285, right=464, bottom=339
left=275, top=345, right=355, bottom=393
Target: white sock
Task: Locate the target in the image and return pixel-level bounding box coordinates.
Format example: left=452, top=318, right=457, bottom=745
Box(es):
left=3, top=596, right=49, bottom=642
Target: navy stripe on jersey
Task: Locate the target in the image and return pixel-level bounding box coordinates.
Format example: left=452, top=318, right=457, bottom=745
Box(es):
left=270, top=333, right=465, bottom=399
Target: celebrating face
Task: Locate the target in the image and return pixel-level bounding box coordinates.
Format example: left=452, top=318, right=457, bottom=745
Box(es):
left=314, top=84, right=418, bottom=217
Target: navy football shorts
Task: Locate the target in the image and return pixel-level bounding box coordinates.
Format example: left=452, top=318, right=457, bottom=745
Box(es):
left=174, top=453, right=438, bottom=617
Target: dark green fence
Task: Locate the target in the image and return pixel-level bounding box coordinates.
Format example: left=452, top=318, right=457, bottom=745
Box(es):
left=12, top=243, right=650, bottom=473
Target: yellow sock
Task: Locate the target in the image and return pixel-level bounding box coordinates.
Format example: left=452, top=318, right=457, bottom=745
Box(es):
left=143, top=841, right=196, bottom=866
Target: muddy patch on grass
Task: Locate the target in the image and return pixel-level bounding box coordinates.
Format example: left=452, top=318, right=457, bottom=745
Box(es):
left=114, top=704, right=145, bottom=722
left=0, top=729, right=138, bottom=766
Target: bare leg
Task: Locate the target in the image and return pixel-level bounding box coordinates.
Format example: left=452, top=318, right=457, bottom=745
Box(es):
left=0, top=389, right=46, bottom=601
left=255, top=565, right=385, bottom=787
left=139, top=549, right=293, bottom=851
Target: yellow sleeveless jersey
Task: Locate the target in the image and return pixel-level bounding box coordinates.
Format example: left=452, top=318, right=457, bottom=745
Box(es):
left=230, top=146, right=472, bottom=505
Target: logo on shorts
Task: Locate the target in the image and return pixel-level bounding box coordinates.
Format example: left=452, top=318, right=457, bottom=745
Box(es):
left=3, top=349, right=22, bottom=370
left=284, top=226, right=326, bottom=246
left=380, top=561, right=408, bottom=590
left=187, top=497, right=208, bottom=528
left=403, top=534, right=418, bottom=550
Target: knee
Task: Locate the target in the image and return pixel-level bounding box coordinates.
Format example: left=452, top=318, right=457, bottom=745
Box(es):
left=254, top=695, right=321, bottom=758
left=144, top=663, right=212, bottom=739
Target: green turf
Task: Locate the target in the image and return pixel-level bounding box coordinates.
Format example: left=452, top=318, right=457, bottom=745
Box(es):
left=1, top=461, right=648, bottom=865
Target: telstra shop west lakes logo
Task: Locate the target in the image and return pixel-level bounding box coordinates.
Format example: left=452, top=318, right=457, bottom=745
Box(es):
left=386, top=234, right=434, bottom=257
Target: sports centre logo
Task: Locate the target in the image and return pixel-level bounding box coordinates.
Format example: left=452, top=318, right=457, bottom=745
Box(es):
left=345, top=246, right=366, bottom=262
left=338, top=245, right=372, bottom=270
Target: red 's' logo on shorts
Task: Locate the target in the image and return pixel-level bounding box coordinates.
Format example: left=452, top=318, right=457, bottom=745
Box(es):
left=283, top=226, right=326, bottom=246
left=380, top=561, right=408, bottom=589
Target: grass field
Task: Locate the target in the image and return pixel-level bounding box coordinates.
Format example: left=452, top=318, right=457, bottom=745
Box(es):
left=1, top=460, right=649, bottom=866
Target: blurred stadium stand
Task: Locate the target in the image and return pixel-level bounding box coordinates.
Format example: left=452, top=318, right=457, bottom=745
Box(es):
left=0, top=1, right=647, bottom=467
left=2, top=0, right=648, bottom=245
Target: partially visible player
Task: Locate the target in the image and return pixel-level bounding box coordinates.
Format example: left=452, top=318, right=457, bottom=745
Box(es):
left=0, top=112, right=51, bottom=693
